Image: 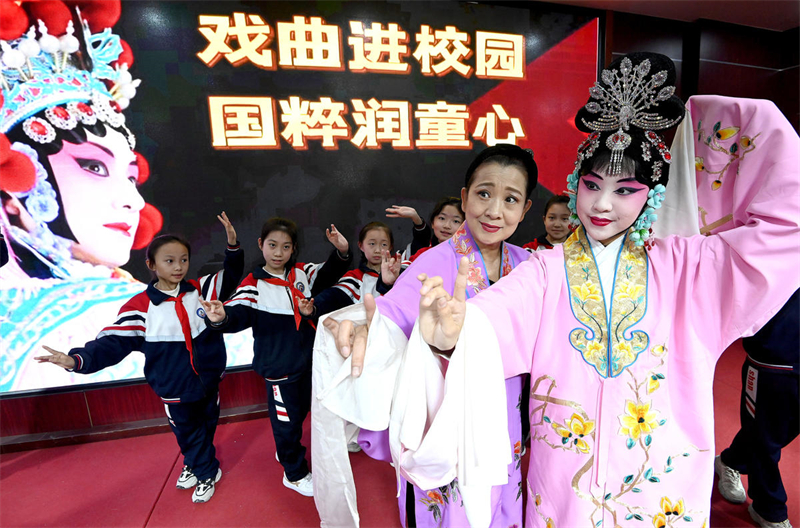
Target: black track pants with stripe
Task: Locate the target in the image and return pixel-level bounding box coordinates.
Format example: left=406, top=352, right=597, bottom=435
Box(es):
left=266, top=370, right=311, bottom=482
left=720, top=290, right=799, bottom=523
left=165, top=389, right=221, bottom=482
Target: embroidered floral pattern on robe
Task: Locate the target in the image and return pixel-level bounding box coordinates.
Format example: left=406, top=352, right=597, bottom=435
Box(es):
left=528, top=339, right=709, bottom=526
left=449, top=224, right=512, bottom=297
left=563, top=227, right=649, bottom=377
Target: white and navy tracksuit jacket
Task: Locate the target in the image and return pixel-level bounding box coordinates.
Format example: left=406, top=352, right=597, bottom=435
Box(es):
left=68, top=244, right=244, bottom=403
left=214, top=249, right=351, bottom=381
left=312, top=259, right=394, bottom=315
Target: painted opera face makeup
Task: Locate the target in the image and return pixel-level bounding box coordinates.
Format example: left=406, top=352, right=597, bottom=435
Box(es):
left=461, top=162, right=532, bottom=253
left=48, top=128, right=143, bottom=267
left=260, top=230, right=294, bottom=276
left=576, top=169, right=649, bottom=245
left=431, top=205, right=464, bottom=243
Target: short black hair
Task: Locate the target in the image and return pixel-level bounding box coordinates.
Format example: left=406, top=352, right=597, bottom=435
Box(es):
left=463, top=144, right=538, bottom=198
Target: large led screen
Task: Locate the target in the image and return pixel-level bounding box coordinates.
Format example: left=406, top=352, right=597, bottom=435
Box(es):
left=0, top=1, right=598, bottom=394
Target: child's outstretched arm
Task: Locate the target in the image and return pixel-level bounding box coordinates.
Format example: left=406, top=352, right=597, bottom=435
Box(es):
left=34, top=297, right=146, bottom=373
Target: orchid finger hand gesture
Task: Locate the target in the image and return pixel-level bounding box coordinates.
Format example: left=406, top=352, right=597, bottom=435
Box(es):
left=418, top=256, right=469, bottom=352
left=35, top=345, right=76, bottom=370
left=322, top=293, right=377, bottom=378
left=217, top=211, right=237, bottom=246
left=380, top=249, right=402, bottom=285
left=199, top=299, right=226, bottom=323
left=326, top=224, right=350, bottom=255
left=298, top=297, right=315, bottom=316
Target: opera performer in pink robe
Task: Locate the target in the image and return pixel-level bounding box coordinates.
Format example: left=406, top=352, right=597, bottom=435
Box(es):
left=414, top=54, right=800, bottom=527
left=312, top=144, right=537, bottom=528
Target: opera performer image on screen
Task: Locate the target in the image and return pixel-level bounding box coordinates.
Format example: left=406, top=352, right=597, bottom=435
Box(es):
left=0, top=1, right=163, bottom=393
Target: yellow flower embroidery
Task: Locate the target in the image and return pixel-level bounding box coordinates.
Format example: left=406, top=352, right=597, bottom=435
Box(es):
left=534, top=493, right=542, bottom=506
left=617, top=280, right=645, bottom=302
left=619, top=400, right=659, bottom=440
left=715, top=126, right=740, bottom=140
left=572, top=281, right=602, bottom=303
left=660, top=496, right=685, bottom=516
left=552, top=413, right=595, bottom=453
left=621, top=250, right=643, bottom=264
left=545, top=518, right=555, bottom=528
left=614, top=340, right=635, bottom=364
left=651, top=344, right=667, bottom=357
left=647, top=374, right=661, bottom=394
left=584, top=340, right=604, bottom=362
left=568, top=251, right=592, bottom=267
left=694, top=156, right=705, bottom=172
left=653, top=513, right=667, bottom=528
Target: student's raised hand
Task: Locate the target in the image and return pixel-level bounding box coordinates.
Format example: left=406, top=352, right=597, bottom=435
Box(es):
left=217, top=211, right=237, bottom=246
left=380, top=249, right=402, bottom=285
left=35, top=345, right=76, bottom=370
left=385, top=205, right=423, bottom=226
left=326, top=224, right=349, bottom=255
left=298, top=297, right=315, bottom=316
left=199, top=299, right=226, bottom=323
left=322, top=293, right=377, bottom=378
left=418, top=256, right=468, bottom=352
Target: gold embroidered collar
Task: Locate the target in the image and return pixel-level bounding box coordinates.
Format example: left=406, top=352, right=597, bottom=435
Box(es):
left=563, top=226, right=649, bottom=378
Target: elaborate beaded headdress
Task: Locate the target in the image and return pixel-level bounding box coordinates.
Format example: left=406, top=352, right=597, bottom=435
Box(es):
left=573, top=52, right=685, bottom=183
left=0, top=14, right=139, bottom=147
left=0, top=2, right=162, bottom=276
left=566, top=53, right=686, bottom=246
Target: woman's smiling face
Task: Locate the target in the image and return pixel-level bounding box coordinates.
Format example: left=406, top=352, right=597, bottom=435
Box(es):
left=576, top=168, right=649, bottom=245
left=461, top=162, right=531, bottom=252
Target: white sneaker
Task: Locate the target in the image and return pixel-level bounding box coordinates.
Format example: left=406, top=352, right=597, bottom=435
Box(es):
left=714, top=455, right=746, bottom=504
left=749, top=504, right=793, bottom=528
left=176, top=465, right=197, bottom=490
left=347, top=442, right=362, bottom=453
left=283, top=472, right=314, bottom=497
left=192, top=468, right=222, bottom=503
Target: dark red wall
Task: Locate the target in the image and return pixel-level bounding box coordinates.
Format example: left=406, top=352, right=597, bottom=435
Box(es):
left=1, top=370, right=266, bottom=438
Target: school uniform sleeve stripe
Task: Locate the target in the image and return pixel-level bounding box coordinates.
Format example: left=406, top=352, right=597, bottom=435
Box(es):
left=228, top=288, right=259, bottom=301
left=97, top=326, right=146, bottom=338
left=226, top=297, right=260, bottom=309
left=333, top=283, right=360, bottom=302
left=114, top=314, right=146, bottom=325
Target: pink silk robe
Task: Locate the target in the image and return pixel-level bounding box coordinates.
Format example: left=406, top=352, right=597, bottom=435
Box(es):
left=464, top=97, right=800, bottom=527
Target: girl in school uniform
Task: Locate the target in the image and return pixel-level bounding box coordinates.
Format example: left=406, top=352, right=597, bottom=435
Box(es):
left=202, top=218, right=351, bottom=497
left=37, top=214, right=243, bottom=504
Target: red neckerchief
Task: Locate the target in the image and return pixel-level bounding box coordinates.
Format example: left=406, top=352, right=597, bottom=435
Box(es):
left=163, top=292, right=199, bottom=375
left=264, top=267, right=313, bottom=330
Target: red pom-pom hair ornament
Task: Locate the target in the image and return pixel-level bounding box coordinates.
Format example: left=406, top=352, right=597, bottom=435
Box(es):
left=132, top=202, right=162, bottom=250
left=21, top=0, right=71, bottom=36
left=134, top=151, right=149, bottom=184
left=0, top=134, right=37, bottom=193
left=0, top=0, right=28, bottom=40
left=63, top=0, right=120, bottom=32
